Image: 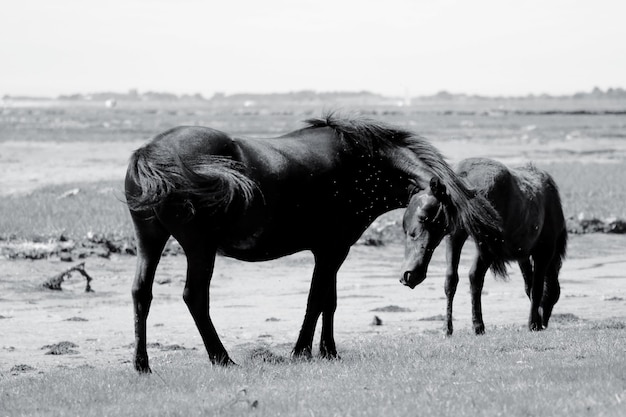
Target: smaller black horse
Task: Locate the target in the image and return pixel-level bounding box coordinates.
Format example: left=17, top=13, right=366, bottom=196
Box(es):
left=400, top=157, right=567, bottom=334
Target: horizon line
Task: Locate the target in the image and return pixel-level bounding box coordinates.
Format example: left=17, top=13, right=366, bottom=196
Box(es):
left=3, top=86, right=626, bottom=101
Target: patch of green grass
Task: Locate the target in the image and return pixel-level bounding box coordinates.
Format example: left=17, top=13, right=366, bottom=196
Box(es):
left=2, top=322, right=625, bottom=416
left=538, top=161, right=626, bottom=220
left=0, top=181, right=133, bottom=241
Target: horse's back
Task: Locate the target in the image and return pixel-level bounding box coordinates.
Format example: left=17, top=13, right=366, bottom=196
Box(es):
left=456, top=158, right=564, bottom=258
left=142, top=125, right=241, bottom=159
left=456, top=158, right=512, bottom=193
left=126, top=124, right=367, bottom=261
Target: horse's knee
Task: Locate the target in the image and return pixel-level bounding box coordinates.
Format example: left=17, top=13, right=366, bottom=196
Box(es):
left=444, top=272, right=459, bottom=297
left=182, top=287, right=196, bottom=306
left=132, top=285, right=153, bottom=316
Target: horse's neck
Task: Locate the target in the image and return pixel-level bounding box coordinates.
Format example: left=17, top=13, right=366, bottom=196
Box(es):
left=344, top=163, right=410, bottom=221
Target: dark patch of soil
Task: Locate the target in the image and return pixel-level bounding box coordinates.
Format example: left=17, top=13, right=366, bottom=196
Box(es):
left=418, top=314, right=446, bottom=321
left=64, top=317, right=88, bottom=322
left=550, top=313, right=582, bottom=323
left=143, top=342, right=190, bottom=351
left=10, top=364, right=36, bottom=374
left=370, top=305, right=411, bottom=312
left=249, top=346, right=286, bottom=364
left=42, top=341, right=79, bottom=355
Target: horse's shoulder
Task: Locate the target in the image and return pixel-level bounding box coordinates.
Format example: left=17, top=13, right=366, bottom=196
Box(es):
left=511, top=164, right=556, bottom=194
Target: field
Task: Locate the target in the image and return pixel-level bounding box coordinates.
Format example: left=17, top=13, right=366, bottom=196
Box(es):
left=1, top=98, right=626, bottom=416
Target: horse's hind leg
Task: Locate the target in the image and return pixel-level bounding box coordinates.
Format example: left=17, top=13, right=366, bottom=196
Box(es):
left=293, top=247, right=349, bottom=359
left=131, top=214, right=170, bottom=373
left=469, top=254, right=491, bottom=335
left=540, top=257, right=562, bottom=328
left=444, top=231, right=467, bottom=336
left=182, top=245, right=233, bottom=365
left=518, top=258, right=533, bottom=299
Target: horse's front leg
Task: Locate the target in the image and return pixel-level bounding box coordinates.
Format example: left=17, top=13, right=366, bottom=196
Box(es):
left=518, top=258, right=533, bottom=299
left=540, top=257, right=562, bottom=328
left=444, top=232, right=467, bottom=336
left=183, top=247, right=233, bottom=365
left=130, top=216, right=170, bottom=373
left=293, top=247, right=349, bottom=359
left=469, top=254, right=490, bottom=335
left=528, top=251, right=553, bottom=331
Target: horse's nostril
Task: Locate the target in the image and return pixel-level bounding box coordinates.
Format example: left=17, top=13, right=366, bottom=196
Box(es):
left=401, top=271, right=411, bottom=284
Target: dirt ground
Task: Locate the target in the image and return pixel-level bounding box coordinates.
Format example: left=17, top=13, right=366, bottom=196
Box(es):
left=1, top=235, right=625, bottom=374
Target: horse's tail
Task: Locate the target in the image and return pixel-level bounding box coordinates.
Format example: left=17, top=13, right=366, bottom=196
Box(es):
left=554, top=227, right=568, bottom=269
left=402, top=140, right=507, bottom=262
left=551, top=177, right=568, bottom=272
left=125, top=143, right=256, bottom=215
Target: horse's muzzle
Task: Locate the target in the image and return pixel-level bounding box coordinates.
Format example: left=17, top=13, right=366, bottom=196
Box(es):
left=400, top=270, right=426, bottom=289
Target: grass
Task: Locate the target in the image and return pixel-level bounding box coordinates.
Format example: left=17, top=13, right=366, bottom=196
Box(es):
left=2, top=321, right=625, bottom=416
left=0, top=181, right=132, bottom=241
left=538, top=161, right=626, bottom=220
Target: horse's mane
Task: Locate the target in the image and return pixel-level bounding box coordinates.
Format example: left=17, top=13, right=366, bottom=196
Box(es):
left=304, top=112, right=419, bottom=156
left=305, top=113, right=507, bottom=263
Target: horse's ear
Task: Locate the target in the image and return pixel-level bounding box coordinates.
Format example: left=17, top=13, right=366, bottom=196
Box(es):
left=429, top=177, right=450, bottom=204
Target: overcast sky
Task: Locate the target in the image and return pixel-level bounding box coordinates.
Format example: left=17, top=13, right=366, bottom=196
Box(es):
left=1, top=0, right=625, bottom=98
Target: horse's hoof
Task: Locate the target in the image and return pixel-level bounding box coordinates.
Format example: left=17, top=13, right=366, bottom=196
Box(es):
left=528, top=322, right=544, bottom=332
left=320, top=351, right=341, bottom=361
left=291, top=348, right=313, bottom=361
left=319, top=343, right=339, bottom=360
left=474, top=324, right=485, bottom=335
left=135, top=364, right=152, bottom=374
left=214, top=357, right=237, bottom=367
left=134, top=357, right=152, bottom=374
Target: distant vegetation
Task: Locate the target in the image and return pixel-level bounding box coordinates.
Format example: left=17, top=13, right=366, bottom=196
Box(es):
left=3, top=86, right=625, bottom=106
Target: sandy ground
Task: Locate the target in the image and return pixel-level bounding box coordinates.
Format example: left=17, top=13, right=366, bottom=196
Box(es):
left=1, top=235, right=625, bottom=374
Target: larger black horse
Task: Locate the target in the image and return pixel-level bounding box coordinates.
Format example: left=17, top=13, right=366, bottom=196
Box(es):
left=125, top=114, right=504, bottom=372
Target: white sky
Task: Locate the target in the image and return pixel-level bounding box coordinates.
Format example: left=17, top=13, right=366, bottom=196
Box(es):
left=1, top=0, right=625, bottom=97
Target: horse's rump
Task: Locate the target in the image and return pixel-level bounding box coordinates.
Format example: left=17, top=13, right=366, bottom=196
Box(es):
left=125, top=131, right=256, bottom=216
left=456, top=158, right=567, bottom=276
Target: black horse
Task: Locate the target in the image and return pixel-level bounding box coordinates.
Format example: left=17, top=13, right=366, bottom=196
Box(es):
left=400, top=157, right=567, bottom=335
left=125, top=114, right=504, bottom=372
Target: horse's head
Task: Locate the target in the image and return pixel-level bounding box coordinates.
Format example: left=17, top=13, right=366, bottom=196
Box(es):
left=400, top=177, right=451, bottom=289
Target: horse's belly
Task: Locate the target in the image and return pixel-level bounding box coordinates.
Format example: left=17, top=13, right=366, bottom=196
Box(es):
left=217, top=230, right=310, bottom=262
left=504, top=227, right=541, bottom=259
left=217, top=245, right=307, bottom=262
